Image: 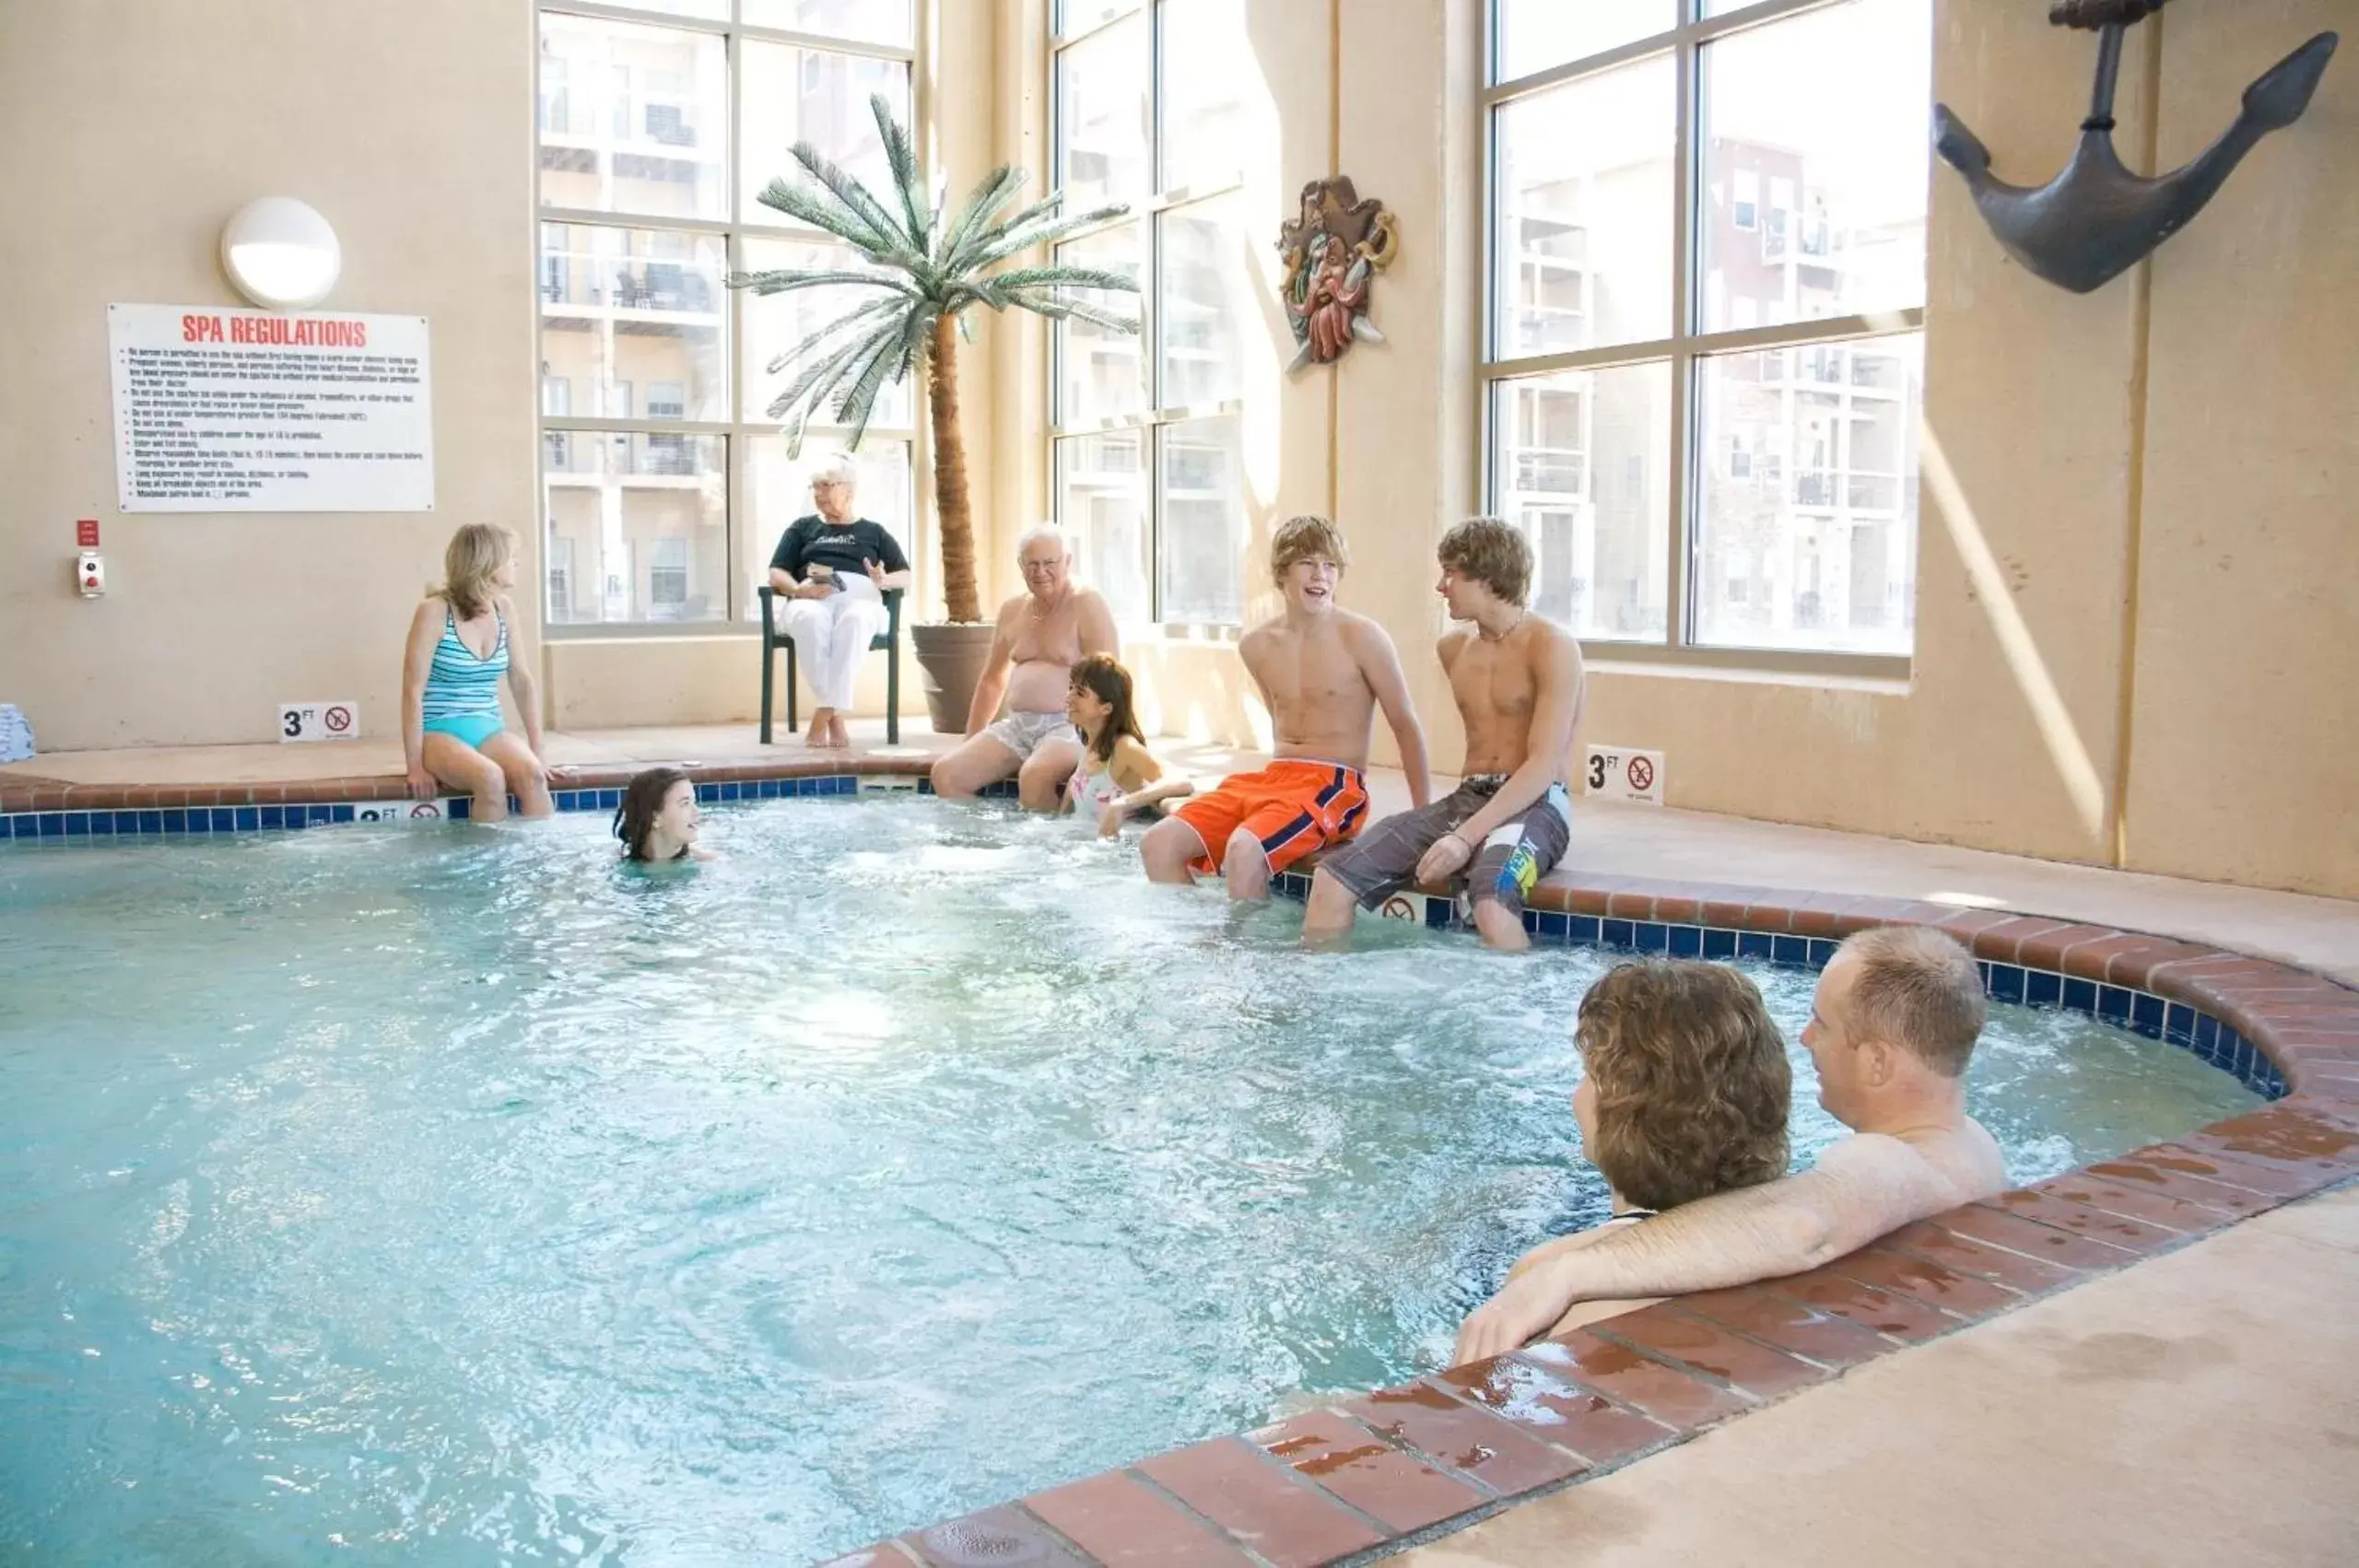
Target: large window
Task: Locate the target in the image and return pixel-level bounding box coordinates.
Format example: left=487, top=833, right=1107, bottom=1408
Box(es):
left=1050, top=0, right=1250, bottom=628
left=536, top=1, right=916, bottom=630
left=1485, top=0, right=1929, bottom=665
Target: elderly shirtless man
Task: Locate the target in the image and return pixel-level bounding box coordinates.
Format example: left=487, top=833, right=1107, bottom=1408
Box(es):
left=1141, top=516, right=1430, bottom=900
left=931, top=526, right=1119, bottom=811
left=1303, top=518, right=1585, bottom=952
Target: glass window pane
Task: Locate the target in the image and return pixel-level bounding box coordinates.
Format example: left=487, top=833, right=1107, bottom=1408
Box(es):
left=1692, top=332, right=1920, bottom=654
left=543, top=432, right=728, bottom=626
left=1158, top=416, right=1244, bottom=626
left=1055, top=224, right=1146, bottom=425
left=1054, top=13, right=1149, bottom=211
left=538, top=14, right=727, bottom=221
left=1159, top=0, right=1246, bottom=192
left=1158, top=194, right=1249, bottom=409
left=539, top=223, right=727, bottom=421
left=1492, top=54, right=1674, bottom=357
left=1699, top=0, right=1931, bottom=333
left=740, top=236, right=912, bottom=428
left=1058, top=433, right=1149, bottom=626
left=743, top=439, right=914, bottom=620
left=601, top=0, right=725, bottom=18
left=1494, top=0, right=1674, bottom=81
left=741, top=0, right=914, bottom=49
left=741, top=42, right=911, bottom=216
left=1488, top=362, right=1670, bottom=640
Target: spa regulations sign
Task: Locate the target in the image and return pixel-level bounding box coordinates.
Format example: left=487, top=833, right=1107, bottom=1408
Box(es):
left=108, top=304, right=434, bottom=512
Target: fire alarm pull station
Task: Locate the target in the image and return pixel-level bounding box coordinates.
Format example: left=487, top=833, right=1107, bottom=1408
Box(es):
left=77, top=550, right=105, bottom=598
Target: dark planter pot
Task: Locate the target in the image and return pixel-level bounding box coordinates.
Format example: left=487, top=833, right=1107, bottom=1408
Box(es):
left=910, top=623, right=999, bottom=735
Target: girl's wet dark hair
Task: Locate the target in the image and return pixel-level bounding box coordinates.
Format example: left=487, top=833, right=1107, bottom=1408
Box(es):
left=1069, top=653, right=1145, bottom=764
left=613, top=766, right=693, bottom=860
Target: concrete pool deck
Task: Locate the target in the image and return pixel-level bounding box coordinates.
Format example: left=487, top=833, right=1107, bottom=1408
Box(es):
left=6, top=720, right=2357, bottom=1565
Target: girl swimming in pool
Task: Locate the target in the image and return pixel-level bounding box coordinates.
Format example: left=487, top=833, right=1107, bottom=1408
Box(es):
left=613, top=766, right=710, bottom=862
left=1063, top=654, right=1192, bottom=837
left=400, top=524, right=555, bottom=822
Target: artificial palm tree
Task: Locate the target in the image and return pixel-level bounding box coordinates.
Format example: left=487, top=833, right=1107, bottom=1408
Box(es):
left=731, top=94, right=1139, bottom=625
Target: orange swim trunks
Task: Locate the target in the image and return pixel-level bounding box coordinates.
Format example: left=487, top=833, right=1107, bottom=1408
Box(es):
left=1170, top=759, right=1371, bottom=876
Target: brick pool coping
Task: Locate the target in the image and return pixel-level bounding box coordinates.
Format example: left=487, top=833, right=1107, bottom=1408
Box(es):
left=8, top=757, right=2359, bottom=1567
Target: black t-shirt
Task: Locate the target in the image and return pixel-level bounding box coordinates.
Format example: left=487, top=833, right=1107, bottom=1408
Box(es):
left=769, top=515, right=909, bottom=588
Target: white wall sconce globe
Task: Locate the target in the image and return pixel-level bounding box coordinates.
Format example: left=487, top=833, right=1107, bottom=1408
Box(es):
left=220, top=198, right=341, bottom=310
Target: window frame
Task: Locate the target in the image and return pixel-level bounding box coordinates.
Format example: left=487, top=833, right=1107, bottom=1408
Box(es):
left=1047, top=0, right=1250, bottom=636
left=1480, top=0, right=1922, bottom=679
left=534, top=0, right=923, bottom=639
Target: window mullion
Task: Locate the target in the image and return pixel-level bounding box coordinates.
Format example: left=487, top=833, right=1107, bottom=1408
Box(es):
left=1665, top=22, right=1698, bottom=652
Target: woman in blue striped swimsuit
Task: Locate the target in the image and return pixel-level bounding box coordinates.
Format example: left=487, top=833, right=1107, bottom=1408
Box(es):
left=400, top=524, right=554, bottom=821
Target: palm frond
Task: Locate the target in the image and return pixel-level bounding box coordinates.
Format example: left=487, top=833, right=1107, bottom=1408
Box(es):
left=754, top=175, right=898, bottom=254
left=980, top=264, right=1140, bottom=296
left=788, top=139, right=916, bottom=259
left=775, top=322, right=900, bottom=453
left=763, top=296, right=909, bottom=388
left=934, top=166, right=1028, bottom=269
left=728, top=267, right=917, bottom=299
left=961, top=203, right=1138, bottom=273
left=994, top=289, right=1142, bottom=334
left=872, top=94, right=930, bottom=253
left=831, top=306, right=933, bottom=449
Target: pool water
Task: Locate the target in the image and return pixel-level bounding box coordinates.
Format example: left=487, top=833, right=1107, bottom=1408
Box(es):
left=0, top=800, right=2257, bottom=1565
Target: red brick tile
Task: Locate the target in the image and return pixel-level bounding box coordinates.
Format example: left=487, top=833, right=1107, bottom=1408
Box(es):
left=1982, top=1187, right=2179, bottom=1255
left=28, top=789, right=69, bottom=811
left=1825, top=1244, right=2028, bottom=1316
left=1786, top=898, right=1845, bottom=938
left=1698, top=891, right=1755, bottom=929
left=1434, top=1354, right=1675, bottom=1467
left=1649, top=890, right=1705, bottom=925
left=2088, top=1146, right=2288, bottom=1211
left=1767, top=1268, right=1961, bottom=1342
left=1674, top=1286, right=1896, bottom=1367
left=1878, top=1220, right=2080, bottom=1293
left=1566, top=883, right=1614, bottom=917
left=2176, top=1105, right=2359, bottom=1192
left=1931, top=1203, right=2142, bottom=1271
left=1604, top=889, right=1658, bottom=919
left=2106, top=942, right=2228, bottom=989
left=903, top=1506, right=1092, bottom=1568
left=2013, top=922, right=2119, bottom=972
left=1588, top=1304, right=1829, bottom=1399
left=1525, top=882, right=1576, bottom=915
left=2048, top=932, right=2153, bottom=983
left=1930, top=907, right=2014, bottom=945
left=1024, top=1471, right=1258, bottom=1567
left=1976, top=917, right=2076, bottom=964
left=1344, top=1380, right=1586, bottom=1497
left=1743, top=900, right=1803, bottom=933
left=812, top=1544, right=920, bottom=1568
left=1253, top=1411, right=1488, bottom=1536
left=1522, top=1332, right=1752, bottom=1429
left=1828, top=896, right=1919, bottom=936
left=2030, top=1173, right=2239, bottom=1236
left=1134, top=1437, right=1383, bottom=1568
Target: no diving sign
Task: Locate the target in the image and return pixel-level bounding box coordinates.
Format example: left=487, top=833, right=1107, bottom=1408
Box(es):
left=1584, top=745, right=1664, bottom=806
left=280, top=701, right=359, bottom=743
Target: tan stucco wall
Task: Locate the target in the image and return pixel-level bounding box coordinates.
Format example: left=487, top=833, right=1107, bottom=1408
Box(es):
left=0, top=0, right=538, bottom=753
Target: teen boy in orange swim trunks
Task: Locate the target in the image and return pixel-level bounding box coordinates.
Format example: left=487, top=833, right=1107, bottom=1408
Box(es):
left=1140, top=517, right=1432, bottom=899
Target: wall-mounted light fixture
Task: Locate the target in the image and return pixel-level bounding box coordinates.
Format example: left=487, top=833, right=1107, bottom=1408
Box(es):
left=219, top=197, right=341, bottom=310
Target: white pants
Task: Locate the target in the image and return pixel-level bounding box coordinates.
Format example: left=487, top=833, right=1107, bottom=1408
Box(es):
left=778, top=576, right=890, bottom=711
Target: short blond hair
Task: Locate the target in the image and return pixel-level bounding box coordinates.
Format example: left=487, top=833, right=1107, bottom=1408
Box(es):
left=1579, top=960, right=1791, bottom=1211
left=1438, top=517, right=1532, bottom=607
left=436, top=524, right=516, bottom=620
left=1837, top=926, right=1988, bottom=1078
left=1271, top=515, right=1349, bottom=584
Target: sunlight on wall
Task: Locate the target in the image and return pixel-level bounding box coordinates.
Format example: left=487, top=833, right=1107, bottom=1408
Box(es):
left=1919, top=426, right=2106, bottom=840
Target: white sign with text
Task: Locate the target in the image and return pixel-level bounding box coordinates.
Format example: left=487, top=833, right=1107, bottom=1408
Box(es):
left=109, top=304, right=434, bottom=512
left=1584, top=745, right=1664, bottom=806
left=279, top=702, right=359, bottom=743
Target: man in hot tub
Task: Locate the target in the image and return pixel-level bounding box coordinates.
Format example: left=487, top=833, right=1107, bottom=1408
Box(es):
left=1451, top=924, right=2007, bottom=1362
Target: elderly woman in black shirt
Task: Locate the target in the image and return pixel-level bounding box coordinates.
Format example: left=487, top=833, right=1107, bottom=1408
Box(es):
left=767, top=455, right=912, bottom=748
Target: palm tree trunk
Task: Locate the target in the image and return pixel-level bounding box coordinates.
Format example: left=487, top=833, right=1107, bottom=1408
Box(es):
left=927, top=314, right=980, bottom=623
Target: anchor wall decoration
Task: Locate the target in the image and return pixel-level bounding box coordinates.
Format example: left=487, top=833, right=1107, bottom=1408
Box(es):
left=1934, top=0, right=2338, bottom=294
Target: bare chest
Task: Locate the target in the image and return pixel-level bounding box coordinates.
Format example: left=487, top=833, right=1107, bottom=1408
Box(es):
left=1011, top=600, right=1081, bottom=665
left=1449, top=639, right=1535, bottom=725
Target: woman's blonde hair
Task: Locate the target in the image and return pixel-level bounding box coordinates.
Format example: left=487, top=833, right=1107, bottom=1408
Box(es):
left=436, top=524, right=517, bottom=620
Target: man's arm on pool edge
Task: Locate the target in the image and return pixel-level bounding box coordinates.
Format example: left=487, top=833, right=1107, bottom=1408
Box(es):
left=1450, top=1135, right=1963, bottom=1367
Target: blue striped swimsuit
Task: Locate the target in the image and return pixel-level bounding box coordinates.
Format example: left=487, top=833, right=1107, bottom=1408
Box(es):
left=421, top=603, right=507, bottom=749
